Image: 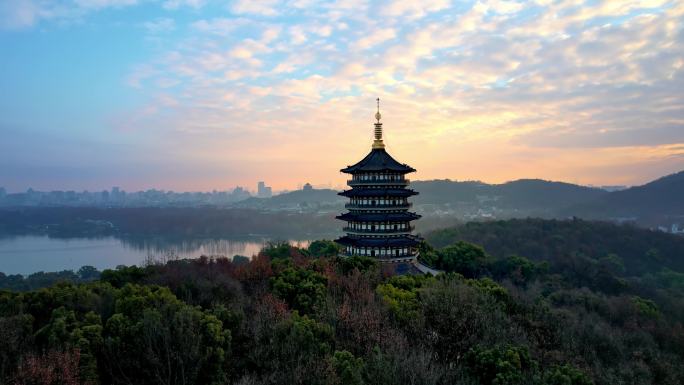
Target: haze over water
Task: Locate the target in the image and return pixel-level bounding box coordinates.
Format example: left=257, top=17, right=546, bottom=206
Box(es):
left=0, top=236, right=310, bottom=275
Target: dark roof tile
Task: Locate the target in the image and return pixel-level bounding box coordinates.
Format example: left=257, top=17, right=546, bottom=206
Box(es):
left=341, top=148, right=416, bottom=174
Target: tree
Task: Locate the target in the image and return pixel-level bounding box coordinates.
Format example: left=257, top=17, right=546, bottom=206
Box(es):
left=492, top=255, right=539, bottom=285
left=270, top=267, right=327, bottom=315
left=77, top=266, right=100, bottom=281
left=14, top=349, right=82, bottom=385
left=435, top=241, right=488, bottom=278
left=260, top=242, right=296, bottom=259
left=338, top=256, right=378, bottom=275
left=308, top=240, right=341, bottom=257
left=102, top=285, right=231, bottom=385
left=100, top=265, right=148, bottom=288
left=331, top=350, right=365, bottom=385
left=544, top=364, right=593, bottom=385
left=465, top=345, right=537, bottom=385
left=376, top=283, right=420, bottom=325
left=232, top=255, right=250, bottom=266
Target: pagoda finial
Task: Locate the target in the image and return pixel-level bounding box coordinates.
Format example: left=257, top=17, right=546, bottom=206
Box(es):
left=372, top=97, right=385, bottom=149
left=375, top=98, right=381, bottom=123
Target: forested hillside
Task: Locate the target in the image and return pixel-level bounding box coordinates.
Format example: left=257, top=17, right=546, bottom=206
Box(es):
left=565, top=171, right=684, bottom=219
left=412, top=179, right=607, bottom=212
left=424, top=218, right=684, bottom=276
left=2, top=221, right=684, bottom=385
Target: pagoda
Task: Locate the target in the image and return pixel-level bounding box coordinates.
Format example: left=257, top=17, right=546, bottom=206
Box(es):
left=335, top=99, right=422, bottom=262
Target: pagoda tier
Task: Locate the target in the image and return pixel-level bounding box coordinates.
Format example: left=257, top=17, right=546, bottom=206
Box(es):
left=341, top=148, right=416, bottom=174
left=335, top=99, right=423, bottom=262
left=336, top=235, right=421, bottom=247
left=336, top=212, right=421, bottom=222
left=338, top=188, right=418, bottom=198
left=336, top=235, right=421, bottom=259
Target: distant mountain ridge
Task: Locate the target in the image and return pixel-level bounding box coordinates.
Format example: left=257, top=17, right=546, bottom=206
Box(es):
left=250, top=171, right=684, bottom=226
left=565, top=171, right=684, bottom=219
left=4, top=171, right=681, bottom=226
left=234, top=188, right=344, bottom=210
left=412, top=179, right=608, bottom=213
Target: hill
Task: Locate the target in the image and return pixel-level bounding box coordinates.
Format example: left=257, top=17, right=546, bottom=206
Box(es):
left=566, top=171, right=684, bottom=220
left=235, top=188, right=344, bottom=211
left=412, top=179, right=607, bottom=216
left=424, top=217, right=684, bottom=276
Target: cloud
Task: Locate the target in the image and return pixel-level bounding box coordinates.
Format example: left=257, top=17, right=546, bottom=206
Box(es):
left=162, top=0, right=206, bottom=10
left=288, top=26, right=307, bottom=44
left=143, top=17, right=175, bottom=33
left=0, top=0, right=140, bottom=30
left=353, top=28, right=396, bottom=50
left=74, top=0, right=138, bottom=9
left=192, top=17, right=250, bottom=35
left=4, top=0, right=683, bottom=189
left=383, top=0, right=451, bottom=19
left=230, top=0, right=280, bottom=16
left=0, top=0, right=55, bottom=29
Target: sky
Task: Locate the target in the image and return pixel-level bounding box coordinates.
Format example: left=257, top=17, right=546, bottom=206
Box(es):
left=0, top=0, right=683, bottom=193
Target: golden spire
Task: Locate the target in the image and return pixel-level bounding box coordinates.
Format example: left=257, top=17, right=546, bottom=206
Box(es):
left=372, top=97, right=385, bottom=149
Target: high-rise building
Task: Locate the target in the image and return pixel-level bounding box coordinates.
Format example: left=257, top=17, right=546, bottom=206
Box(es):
left=257, top=181, right=272, bottom=198
left=335, top=99, right=422, bottom=262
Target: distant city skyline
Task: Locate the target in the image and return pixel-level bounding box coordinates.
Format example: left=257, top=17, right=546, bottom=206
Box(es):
left=1, top=1, right=683, bottom=192
left=0, top=178, right=633, bottom=195
left=0, top=181, right=336, bottom=195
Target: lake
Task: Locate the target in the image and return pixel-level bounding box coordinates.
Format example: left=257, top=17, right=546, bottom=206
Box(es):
left=0, top=235, right=313, bottom=275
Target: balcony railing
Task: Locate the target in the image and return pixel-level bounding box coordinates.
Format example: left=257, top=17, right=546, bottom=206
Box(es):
left=345, top=202, right=412, bottom=210
left=342, top=225, right=415, bottom=234
left=347, top=179, right=410, bottom=186
left=342, top=251, right=419, bottom=260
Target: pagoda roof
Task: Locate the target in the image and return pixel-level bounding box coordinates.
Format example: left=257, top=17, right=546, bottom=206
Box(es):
left=338, top=188, right=418, bottom=198
left=341, top=148, right=416, bottom=174
left=336, top=212, right=421, bottom=222
left=335, top=235, right=422, bottom=247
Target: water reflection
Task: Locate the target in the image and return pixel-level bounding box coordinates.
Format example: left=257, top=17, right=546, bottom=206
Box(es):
left=0, top=235, right=323, bottom=275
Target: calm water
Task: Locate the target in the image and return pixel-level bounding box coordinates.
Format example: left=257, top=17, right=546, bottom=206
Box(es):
left=0, top=236, right=311, bottom=275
